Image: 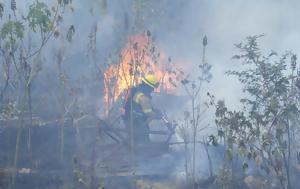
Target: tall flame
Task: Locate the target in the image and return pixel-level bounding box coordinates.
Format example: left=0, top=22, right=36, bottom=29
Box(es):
left=103, top=34, right=176, bottom=111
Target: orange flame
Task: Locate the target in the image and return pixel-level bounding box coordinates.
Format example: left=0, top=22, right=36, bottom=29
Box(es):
left=103, top=34, right=177, bottom=110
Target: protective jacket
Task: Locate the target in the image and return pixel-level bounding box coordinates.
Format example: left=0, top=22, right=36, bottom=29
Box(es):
left=123, top=86, right=154, bottom=122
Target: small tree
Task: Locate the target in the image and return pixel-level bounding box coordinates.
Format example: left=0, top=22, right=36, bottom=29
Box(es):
left=0, top=0, right=73, bottom=187
left=214, top=35, right=300, bottom=189
left=178, top=36, right=212, bottom=188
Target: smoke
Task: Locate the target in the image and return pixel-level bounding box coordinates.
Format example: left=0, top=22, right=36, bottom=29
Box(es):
left=12, top=0, right=300, bottom=109
left=1, top=0, right=300, bottom=188
left=42, top=0, right=295, bottom=118
left=148, top=0, right=299, bottom=110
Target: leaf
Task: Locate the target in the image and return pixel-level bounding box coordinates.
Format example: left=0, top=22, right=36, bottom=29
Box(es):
left=0, top=3, right=4, bottom=18
left=217, top=130, right=224, bottom=138
left=0, top=101, right=19, bottom=120
left=0, top=21, right=24, bottom=40
left=262, top=134, right=270, bottom=149
left=226, top=149, right=233, bottom=160
left=27, top=2, right=52, bottom=32
left=215, top=100, right=227, bottom=117
left=232, top=55, right=241, bottom=59
left=269, top=97, right=279, bottom=113
left=168, top=77, right=177, bottom=87
left=58, top=0, right=72, bottom=6
left=66, top=25, right=75, bottom=42
left=54, top=30, right=60, bottom=38
left=268, top=50, right=277, bottom=57
left=247, top=152, right=252, bottom=160
left=181, top=78, right=189, bottom=85
left=13, top=23, right=24, bottom=39
left=242, top=162, right=248, bottom=172
left=291, top=54, right=297, bottom=70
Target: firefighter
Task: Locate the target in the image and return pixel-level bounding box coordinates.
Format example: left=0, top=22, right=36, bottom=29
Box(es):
left=123, top=74, right=163, bottom=144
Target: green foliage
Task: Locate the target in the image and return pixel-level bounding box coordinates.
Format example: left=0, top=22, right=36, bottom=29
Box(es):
left=0, top=2, right=4, bottom=18
left=27, top=2, right=52, bottom=32
left=0, top=21, right=24, bottom=39
left=215, top=100, right=227, bottom=117
left=0, top=21, right=24, bottom=50
left=58, top=0, right=72, bottom=6
left=0, top=101, right=20, bottom=120
left=215, top=166, right=232, bottom=189
left=228, top=35, right=298, bottom=122
left=215, top=100, right=253, bottom=163
left=242, top=161, right=248, bottom=172
left=216, top=35, right=300, bottom=188
left=66, top=25, right=75, bottom=42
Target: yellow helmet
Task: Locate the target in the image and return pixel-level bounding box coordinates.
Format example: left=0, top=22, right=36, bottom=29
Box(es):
left=142, top=74, right=159, bottom=89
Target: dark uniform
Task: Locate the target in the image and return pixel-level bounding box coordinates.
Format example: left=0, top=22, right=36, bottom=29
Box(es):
left=123, top=83, right=161, bottom=143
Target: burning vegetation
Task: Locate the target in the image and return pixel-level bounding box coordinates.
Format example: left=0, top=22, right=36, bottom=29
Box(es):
left=103, top=33, right=179, bottom=112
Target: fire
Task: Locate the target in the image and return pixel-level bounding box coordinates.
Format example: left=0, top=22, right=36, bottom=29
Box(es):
left=103, top=33, right=177, bottom=110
